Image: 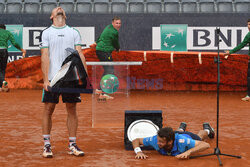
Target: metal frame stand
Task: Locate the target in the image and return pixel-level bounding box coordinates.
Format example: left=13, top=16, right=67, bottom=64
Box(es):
left=190, top=28, right=241, bottom=166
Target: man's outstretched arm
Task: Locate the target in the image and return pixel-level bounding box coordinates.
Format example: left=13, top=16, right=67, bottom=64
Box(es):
left=175, top=140, right=210, bottom=159
left=224, top=32, right=250, bottom=59
left=132, top=138, right=148, bottom=159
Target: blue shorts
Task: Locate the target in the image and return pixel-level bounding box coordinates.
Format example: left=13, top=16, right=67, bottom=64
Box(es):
left=175, top=131, right=201, bottom=141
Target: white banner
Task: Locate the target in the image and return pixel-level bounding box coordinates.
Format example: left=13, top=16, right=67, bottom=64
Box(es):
left=23, top=27, right=95, bottom=50
left=153, top=27, right=249, bottom=50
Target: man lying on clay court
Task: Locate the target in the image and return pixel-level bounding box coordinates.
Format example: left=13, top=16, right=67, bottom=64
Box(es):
left=132, top=122, right=214, bottom=159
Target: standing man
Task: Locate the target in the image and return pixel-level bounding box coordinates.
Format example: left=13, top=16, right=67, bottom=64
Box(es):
left=132, top=122, right=215, bottom=159
left=224, top=19, right=250, bottom=101
left=40, top=7, right=87, bottom=158
left=0, top=24, right=26, bottom=92
left=95, top=16, right=121, bottom=100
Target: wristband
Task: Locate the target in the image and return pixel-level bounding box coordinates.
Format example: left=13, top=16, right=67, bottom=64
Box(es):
left=134, top=147, right=142, bottom=154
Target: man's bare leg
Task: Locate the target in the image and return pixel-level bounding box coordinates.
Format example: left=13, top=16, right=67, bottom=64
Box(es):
left=197, top=130, right=209, bottom=140
left=42, top=103, right=56, bottom=135
left=66, top=103, right=84, bottom=156
left=42, top=103, right=56, bottom=158
left=66, top=103, right=77, bottom=137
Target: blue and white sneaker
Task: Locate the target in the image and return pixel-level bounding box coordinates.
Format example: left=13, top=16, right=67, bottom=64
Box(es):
left=68, top=143, right=84, bottom=156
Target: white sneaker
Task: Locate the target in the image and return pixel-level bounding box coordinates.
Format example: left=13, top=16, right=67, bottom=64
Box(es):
left=95, top=89, right=102, bottom=95
left=2, top=81, right=9, bottom=92
left=2, top=81, right=7, bottom=87
left=241, top=95, right=250, bottom=101
left=42, top=144, right=53, bottom=158
left=100, top=94, right=114, bottom=100
left=68, top=143, right=84, bottom=156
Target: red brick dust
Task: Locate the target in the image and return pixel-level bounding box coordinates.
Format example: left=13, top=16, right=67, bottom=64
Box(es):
left=0, top=90, right=249, bottom=167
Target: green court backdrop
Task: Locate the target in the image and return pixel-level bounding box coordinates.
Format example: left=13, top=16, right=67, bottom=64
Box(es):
left=161, top=24, right=187, bottom=51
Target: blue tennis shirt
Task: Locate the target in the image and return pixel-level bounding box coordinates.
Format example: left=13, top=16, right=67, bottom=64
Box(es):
left=143, top=133, right=196, bottom=156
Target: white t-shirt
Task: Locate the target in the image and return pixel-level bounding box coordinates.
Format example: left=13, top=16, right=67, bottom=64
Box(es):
left=40, top=25, right=82, bottom=80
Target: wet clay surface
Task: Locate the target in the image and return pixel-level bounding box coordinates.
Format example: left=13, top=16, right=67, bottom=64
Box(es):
left=0, top=90, right=249, bottom=167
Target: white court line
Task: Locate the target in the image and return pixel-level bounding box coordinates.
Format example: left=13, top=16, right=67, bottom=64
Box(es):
left=144, top=51, right=147, bottom=61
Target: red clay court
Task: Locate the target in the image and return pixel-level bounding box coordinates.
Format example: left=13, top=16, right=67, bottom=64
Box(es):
left=0, top=89, right=249, bottom=167
left=1, top=49, right=250, bottom=166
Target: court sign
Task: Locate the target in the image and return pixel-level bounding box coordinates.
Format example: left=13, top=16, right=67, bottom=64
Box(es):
left=6, top=25, right=23, bottom=52
left=160, top=24, right=187, bottom=51
left=153, top=26, right=249, bottom=51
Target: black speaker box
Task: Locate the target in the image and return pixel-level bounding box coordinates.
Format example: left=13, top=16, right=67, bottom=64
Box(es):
left=124, top=110, right=162, bottom=150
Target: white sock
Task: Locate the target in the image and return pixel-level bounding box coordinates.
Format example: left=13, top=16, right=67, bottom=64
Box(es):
left=43, top=134, right=51, bottom=146
left=69, top=137, right=76, bottom=147
left=178, top=128, right=184, bottom=132
left=205, top=129, right=210, bottom=135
